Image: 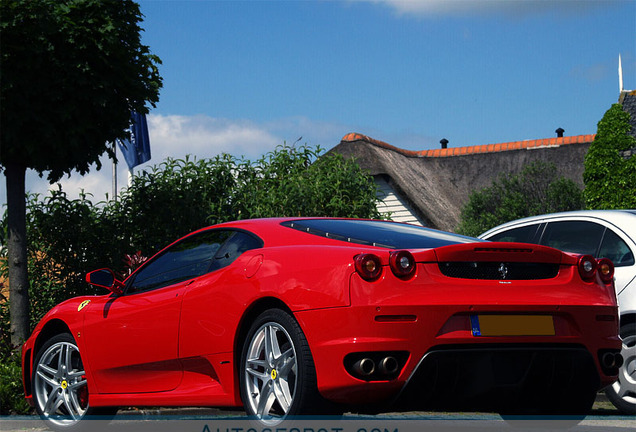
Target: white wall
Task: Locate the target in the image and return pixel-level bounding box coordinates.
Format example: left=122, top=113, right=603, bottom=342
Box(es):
left=375, top=176, right=425, bottom=226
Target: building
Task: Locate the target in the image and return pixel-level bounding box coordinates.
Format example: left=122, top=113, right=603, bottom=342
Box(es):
left=331, top=65, right=635, bottom=233
left=331, top=132, right=594, bottom=232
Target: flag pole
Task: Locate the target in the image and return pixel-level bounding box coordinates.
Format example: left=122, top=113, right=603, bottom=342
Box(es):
left=112, top=141, right=118, bottom=201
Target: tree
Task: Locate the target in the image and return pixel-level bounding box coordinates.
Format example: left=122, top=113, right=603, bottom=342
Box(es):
left=583, top=103, right=636, bottom=209
left=457, top=161, right=584, bottom=237
left=0, top=0, right=162, bottom=347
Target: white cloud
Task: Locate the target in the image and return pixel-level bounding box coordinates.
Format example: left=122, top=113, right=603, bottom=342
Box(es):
left=373, top=0, right=613, bottom=18
left=1, top=115, right=352, bottom=205
left=374, top=0, right=486, bottom=16
left=148, top=114, right=281, bottom=161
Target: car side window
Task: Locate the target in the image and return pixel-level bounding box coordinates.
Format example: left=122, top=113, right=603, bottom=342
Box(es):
left=539, top=221, right=604, bottom=256
left=599, top=229, right=635, bottom=267
left=209, top=231, right=264, bottom=273
left=127, top=230, right=234, bottom=294
left=487, top=224, right=542, bottom=243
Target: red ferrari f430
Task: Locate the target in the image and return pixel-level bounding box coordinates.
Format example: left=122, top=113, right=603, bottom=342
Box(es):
left=21, top=218, right=622, bottom=429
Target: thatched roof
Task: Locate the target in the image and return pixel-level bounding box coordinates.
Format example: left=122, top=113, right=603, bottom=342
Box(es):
left=331, top=133, right=594, bottom=232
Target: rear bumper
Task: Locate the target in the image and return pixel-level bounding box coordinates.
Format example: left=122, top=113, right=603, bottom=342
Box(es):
left=396, top=344, right=600, bottom=413
left=295, top=303, right=621, bottom=407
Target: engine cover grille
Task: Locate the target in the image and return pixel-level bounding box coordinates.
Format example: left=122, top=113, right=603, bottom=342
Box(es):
left=438, top=262, right=560, bottom=280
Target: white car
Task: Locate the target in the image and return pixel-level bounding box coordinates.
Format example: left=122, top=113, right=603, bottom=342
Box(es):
left=480, top=210, right=636, bottom=414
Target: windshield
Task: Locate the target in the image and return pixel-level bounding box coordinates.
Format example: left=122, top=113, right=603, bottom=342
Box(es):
left=282, top=219, right=479, bottom=249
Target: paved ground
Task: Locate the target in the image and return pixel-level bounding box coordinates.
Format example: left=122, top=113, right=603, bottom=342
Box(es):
left=2, top=394, right=633, bottom=432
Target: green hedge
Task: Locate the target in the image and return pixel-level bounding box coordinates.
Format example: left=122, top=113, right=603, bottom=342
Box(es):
left=457, top=161, right=584, bottom=237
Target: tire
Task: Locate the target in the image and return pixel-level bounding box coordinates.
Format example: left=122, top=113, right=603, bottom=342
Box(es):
left=605, top=323, right=636, bottom=415
left=32, top=333, right=115, bottom=431
left=239, top=309, right=322, bottom=425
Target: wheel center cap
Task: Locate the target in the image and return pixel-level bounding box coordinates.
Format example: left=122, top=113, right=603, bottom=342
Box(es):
left=61, top=380, right=68, bottom=390
left=270, top=369, right=277, bottom=380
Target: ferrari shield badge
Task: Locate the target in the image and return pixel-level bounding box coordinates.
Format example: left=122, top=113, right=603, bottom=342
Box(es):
left=498, top=263, right=509, bottom=280
left=77, top=300, right=91, bottom=312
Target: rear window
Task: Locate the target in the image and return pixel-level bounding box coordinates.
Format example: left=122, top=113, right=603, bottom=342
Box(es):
left=281, top=219, right=478, bottom=249
left=599, top=229, right=635, bottom=267
left=487, top=224, right=542, bottom=243
left=540, top=221, right=604, bottom=256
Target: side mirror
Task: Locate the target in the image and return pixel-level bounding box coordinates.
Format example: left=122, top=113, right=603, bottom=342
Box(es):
left=86, top=269, right=125, bottom=295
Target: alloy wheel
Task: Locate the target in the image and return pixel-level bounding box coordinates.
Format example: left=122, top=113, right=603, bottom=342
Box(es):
left=609, top=331, right=636, bottom=413
left=34, top=339, right=88, bottom=427
left=243, top=321, right=298, bottom=424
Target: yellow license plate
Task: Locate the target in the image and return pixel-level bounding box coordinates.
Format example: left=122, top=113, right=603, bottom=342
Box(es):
left=471, top=315, right=555, bottom=336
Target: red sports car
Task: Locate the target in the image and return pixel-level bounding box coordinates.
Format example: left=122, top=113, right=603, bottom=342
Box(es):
left=22, top=218, right=622, bottom=429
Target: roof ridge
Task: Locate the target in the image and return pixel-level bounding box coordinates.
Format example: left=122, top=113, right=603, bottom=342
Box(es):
left=340, top=132, right=596, bottom=158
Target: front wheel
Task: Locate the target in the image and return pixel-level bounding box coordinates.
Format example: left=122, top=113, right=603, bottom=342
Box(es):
left=32, top=333, right=114, bottom=431
left=605, top=324, right=636, bottom=415
left=239, top=309, right=321, bottom=425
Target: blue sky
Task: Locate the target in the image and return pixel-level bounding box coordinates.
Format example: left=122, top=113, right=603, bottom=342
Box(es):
left=2, top=0, right=635, bottom=204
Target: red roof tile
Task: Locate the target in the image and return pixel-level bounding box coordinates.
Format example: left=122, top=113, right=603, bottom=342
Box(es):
left=340, top=132, right=595, bottom=158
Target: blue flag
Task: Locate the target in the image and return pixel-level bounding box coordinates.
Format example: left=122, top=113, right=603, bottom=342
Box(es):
left=117, top=112, right=151, bottom=169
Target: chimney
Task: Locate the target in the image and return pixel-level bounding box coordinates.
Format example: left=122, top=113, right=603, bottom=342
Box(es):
left=555, top=128, right=564, bottom=138
left=440, top=138, right=449, bottom=149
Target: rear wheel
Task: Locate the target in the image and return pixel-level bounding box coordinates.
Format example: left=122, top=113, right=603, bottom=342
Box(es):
left=606, top=324, right=636, bottom=415
left=239, top=309, right=322, bottom=425
left=32, top=333, right=115, bottom=431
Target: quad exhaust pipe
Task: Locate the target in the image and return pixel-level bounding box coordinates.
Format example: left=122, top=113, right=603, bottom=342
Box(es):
left=379, top=356, right=399, bottom=375
left=352, top=358, right=376, bottom=377
left=601, top=351, right=624, bottom=369
left=345, top=351, right=408, bottom=381
left=352, top=356, right=399, bottom=378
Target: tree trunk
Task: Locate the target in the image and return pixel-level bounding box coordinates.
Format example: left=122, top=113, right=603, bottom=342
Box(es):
left=5, top=161, right=30, bottom=348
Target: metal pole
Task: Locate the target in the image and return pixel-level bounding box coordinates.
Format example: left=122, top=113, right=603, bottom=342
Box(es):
left=112, top=142, right=117, bottom=201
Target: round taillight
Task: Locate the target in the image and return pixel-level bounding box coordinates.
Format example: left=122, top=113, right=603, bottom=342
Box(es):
left=389, top=250, right=416, bottom=278
left=597, top=258, right=615, bottom=284
left=578, top=255, right=597, bottom=282
left=355, top=254, right=383, bottom=281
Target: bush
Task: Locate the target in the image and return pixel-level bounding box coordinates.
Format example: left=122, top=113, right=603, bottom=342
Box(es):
left=457, top=161, right=584, bottom=237
left=106, top=145, right=382, bottom=258
left=583, top=103, right=636, bottom=209
left=0, top=352, right=31, bottom=415
left=107, top=154, right=238, bottom=257
left=21, top=191, right=108, bottom=324
left=233, top=145, right=380, bottom=219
